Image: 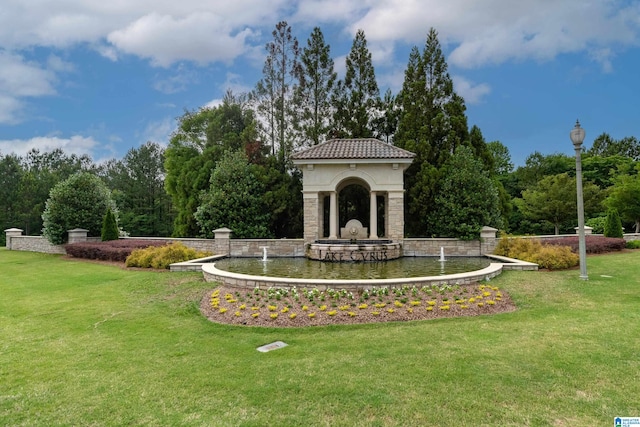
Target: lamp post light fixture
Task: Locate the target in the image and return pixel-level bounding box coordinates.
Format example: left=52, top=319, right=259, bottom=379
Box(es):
left=570, top=120, right=588, bottom=280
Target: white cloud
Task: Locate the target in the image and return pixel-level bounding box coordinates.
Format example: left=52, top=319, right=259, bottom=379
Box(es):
left=452, top=75, right=491, bottom=105
left=0, top=51, right=59, bottom=124
left=107, top=12, right=255, bottom=67
left=351, top=0, right=640, bottom=69
left=0, top=135, right=100, bottom=158
left=139, top=117, right=175, bottom=145
left=153, top=65, right=199, bottom=94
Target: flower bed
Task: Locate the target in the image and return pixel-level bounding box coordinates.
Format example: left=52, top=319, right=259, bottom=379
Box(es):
left=200, top=283, right=516, bottom=327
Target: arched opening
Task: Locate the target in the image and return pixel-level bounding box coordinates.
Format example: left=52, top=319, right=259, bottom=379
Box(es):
left=339, top=184, right=370, bottom=229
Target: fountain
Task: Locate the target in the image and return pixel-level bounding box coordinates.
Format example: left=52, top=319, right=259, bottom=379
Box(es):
left=439, top=247, right=446, bottom=262
left=260, top=246, right=268, bottom=262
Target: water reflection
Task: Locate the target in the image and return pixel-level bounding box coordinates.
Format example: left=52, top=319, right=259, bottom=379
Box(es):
left=213, top=257, right=490, bottom=280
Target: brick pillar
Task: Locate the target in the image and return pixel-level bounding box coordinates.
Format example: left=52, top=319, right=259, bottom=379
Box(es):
left=4, top=228, right=23, bottom=250
left=213, top=228, right=232, bottom=255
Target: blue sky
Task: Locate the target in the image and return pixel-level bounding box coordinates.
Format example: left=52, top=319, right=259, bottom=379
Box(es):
left=1, top=0, right=639, bottom=166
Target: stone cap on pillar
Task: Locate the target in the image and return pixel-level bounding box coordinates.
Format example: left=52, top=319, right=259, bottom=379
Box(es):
left=67, top=228, right=89, bottom=243
left=574, top=226, right=593, bottom=235
left=480, top=226, right=498, bottom=239
left=4, top=228, right=23, bottom=250
left=213, top=227, right=232, bottom=240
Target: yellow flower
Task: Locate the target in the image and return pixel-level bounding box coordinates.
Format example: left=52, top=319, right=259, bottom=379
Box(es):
left=483, top=291, right=491, bottom=297
left=308, top=312, right=316, bottom=318
left=374, top=302, right=386, bottom=308
left=487, top=300, right=496, bottom=305
left=302, top=305, right=309, bottom=311
left=289, top=313, right=297, bottom=319
left=394, top=300, right=403, bottom=307
left=407, top=307, right=413, bottom=314
left=348, top=311, right=356, bottom=317
left=477, top=302, right=484, bottom=307
left=339, top=305, right=349, bottom=311
left=358, top=303, right=368, bottom=309
left=319, top=305, right=327, bottom=311
left=327, top=310, right=337, bottom=316
left=268, top=305, right=277, bottom=312
left=426, top=306, right=433, bottom=311
left=251, top=306, right=260, bottom=311
left=468, top=298, right=476, bottom=303
left=427, top=301, right=436, bottom=306
left=387, top=308, right=395, bottom=313
left=252, top=312, right=260, bottom=318
left=281, top=307, right=289, bottom=313
left=270, top=313, right=278, bottom=319
left=239, top=304, right=246, bottom=310
left=372, top=311, right=380, bottom=316
left=460, top=305, right=468, bottom=309
left=439, top=305, right=450, bottom=311
left=219, top=308, right=228, bottom=314
left=410, top=300, right=421, bottom=306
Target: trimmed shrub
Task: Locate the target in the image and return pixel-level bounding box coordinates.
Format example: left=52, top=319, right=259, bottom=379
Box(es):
left=126, top=242, right=211, bottom=269
left=101, top=209, right=119, bottom=241
left=494, top=236, right=578, bottom=270
left=543, top=235, right=626, bottom=254
left=65, top=239, right=167, bottom=262
left=529, top=245, right=579, bottom=270
left=604, top=209, right=624, bottom=238
left=626, top=240, right=640, bottom=249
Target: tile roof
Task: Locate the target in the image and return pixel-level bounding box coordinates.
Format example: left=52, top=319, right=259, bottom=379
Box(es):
left=291, top=138, right=415, bottom=160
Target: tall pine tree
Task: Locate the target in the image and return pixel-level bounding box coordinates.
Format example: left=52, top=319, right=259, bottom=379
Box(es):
left=395, top=28, right=480, bottom=236
left=331, top=29, right=380, bottom=138
left=252, top=21, right=301, bottom=169
left=294, top=27, right=337, bottom=147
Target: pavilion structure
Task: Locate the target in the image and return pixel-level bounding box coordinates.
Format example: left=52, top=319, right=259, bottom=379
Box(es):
left=291, top=138, right=415, bottom=246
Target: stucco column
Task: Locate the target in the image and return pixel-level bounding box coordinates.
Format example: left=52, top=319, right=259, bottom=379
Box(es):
left=329, top=191, right=338, bottom=239
left=369, top=191, right=378, bottom=239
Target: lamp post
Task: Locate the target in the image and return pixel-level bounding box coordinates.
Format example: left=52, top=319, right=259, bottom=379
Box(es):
left=570, top=120, right=588, bottom=280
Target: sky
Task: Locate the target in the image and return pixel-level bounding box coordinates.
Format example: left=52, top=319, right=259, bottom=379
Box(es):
left=0, top=0, right=639, bottom=167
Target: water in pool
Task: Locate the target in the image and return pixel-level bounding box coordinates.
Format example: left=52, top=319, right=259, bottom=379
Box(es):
left=212, top=257, right=491, bottom=280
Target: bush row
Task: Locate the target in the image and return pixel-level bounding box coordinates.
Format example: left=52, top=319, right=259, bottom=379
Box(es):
left=626, top=240, right=640, bottom=249
left=542, top=235, right=626, bottom=254
left=65, top=239, right=168, bottom=262
left=125, top=242, right=211, bottom=269
left=493, top=238, right=578, bottom=270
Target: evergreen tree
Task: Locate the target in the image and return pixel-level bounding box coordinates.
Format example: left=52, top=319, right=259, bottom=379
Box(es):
left=372, top=88, right=400, bottom=143
left=294, top=27, right=336, bottom=147
left=331, top=29, right=380, bottom=138
left=195, top=151, right=272, bottom=239
left=430, top=145, right=502, bottom=239
left=101, top=208, right=119, bottom=241
left=394, top=28, right=473, bottom=235
left=252, top=21, right=301, bottom=168
left=603, top=208, right=624, bottom=238
left=605, top=172, right=640, bottom=233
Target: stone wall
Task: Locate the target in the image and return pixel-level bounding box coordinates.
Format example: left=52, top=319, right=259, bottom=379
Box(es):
left=402, top=238, right=481, bottom=257
left=7, top=235, right=66, bottom=254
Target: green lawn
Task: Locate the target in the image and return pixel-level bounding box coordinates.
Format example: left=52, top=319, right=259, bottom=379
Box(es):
left=1, top=248, right=639, bottom=426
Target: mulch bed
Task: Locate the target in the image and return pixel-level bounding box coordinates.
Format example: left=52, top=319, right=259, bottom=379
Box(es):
left=200, top=284, right=517, bottom=328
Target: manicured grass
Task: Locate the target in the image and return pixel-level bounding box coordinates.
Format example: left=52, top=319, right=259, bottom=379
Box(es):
left=1, top=248, right=639, bottom=426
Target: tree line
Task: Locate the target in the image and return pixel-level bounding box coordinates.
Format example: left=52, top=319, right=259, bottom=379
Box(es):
left=1, top=24, right=639, bottom=244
